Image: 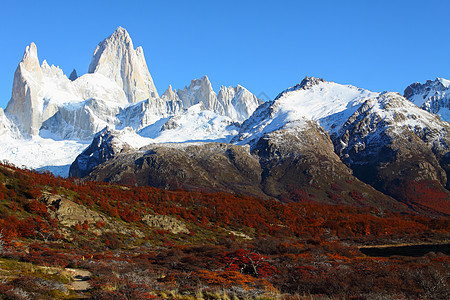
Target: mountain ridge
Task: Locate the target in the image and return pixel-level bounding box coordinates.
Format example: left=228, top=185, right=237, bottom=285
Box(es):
left=0, top=27, right=449, bottom=216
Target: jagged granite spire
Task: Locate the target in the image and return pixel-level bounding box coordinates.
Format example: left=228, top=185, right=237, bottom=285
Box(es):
left=161, top=85, right=181, bottom=102
left=176, top=75, right=262, bottom=121
left=69, top=69, right=78, bottom=81
left=5, top=42, right=44, bottom=136
left=88, top=26, right=159, bottom=103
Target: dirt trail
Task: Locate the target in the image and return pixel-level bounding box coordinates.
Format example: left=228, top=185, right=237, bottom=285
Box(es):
left=66, top=268, right=92, bottom=292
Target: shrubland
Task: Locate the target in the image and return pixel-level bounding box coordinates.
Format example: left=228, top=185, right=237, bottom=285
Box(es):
left=0, top=162, right=448, bottom=299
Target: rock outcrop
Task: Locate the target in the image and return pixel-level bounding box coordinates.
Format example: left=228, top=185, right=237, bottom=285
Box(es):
left=88, top=27, right=159, bottom=103
left=334, top=92, right=450, bottom=214
left=69, top=127, right=135, bottom=178
left=41, top=192, right=108, bottom=228
left=40, top=192, right=144, bottom=237
left=69, top=69, right=78, bottom=81
left=404, top=78, right=450, bottom=121
left=142, top=215, right=189, bottom=234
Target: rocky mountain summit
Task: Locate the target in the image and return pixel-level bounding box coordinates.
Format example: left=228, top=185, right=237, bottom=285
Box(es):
left=88, top=26, right=159, bottom=103
left=404, top=77, right=450, bottom=121
left=333, top=92, right=450, bottom=214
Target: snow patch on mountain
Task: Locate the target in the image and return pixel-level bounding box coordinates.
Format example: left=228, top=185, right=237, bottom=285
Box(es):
left=140, top=103, right=239, bottom=143
left=0, top=135, right=88, bottom=176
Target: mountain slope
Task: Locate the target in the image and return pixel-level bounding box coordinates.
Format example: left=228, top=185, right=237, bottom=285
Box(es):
left=334, top=92, right=450, bottom=215
left=72, top=124, right=407, bottom=213
left=233, top=77, right=379, bottom=146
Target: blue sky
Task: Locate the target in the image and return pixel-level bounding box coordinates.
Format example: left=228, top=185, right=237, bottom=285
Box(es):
left=0, top=0, right=449, bottom=108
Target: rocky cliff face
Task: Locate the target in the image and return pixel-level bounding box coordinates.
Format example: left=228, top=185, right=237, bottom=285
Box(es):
left=177, top=75, right=263, bottom=121
left=69, top=127, right=135, bottom=178
left=333, top=92, right=450, bottom=213
left=217, top=84, right=263, bottom=122
left=76, top=136, right=267, bottom=198
left=118, top=87, right=184, bottom=132
left=88, top=27, right=159, bottom=103
left=69, top=69, right=78, bottom=81
left=5, top=43, right=59, bottom=136
left=3, top=41, right=128, bottom=138
left=0, top=108, right=19, bottom=137
left=404, top=78, right=450, bottom=121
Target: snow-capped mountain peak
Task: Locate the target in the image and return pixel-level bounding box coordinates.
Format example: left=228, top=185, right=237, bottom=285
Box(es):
left=404, top=77, right=450, bottom=121
left=274, top=76, right=325, bottom=100
left=437, top=77, right=450, bottom=88
left=177, top=75, right=262, bottom=122
left=161, top=85, right=181, bottom=102
left=88, top=26, right=159, bottom=103
left=21, top=42, right=41, bottom=75
left=235, top=77, right=379, bottom=145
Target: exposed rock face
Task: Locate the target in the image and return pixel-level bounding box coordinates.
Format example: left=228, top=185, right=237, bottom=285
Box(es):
left=41, top=192, right=108, bottom=227
left=0, top=108, right=20, bottom=137
left=69, top=127, right=134, bottom=178
left=82, top=141, right=266, bottom=198
left=177, top=76, right=217, bottom=111
left=6, top=43, right=47, bottom=136
left=250, top=121, right=402, bottom=209
left=69, top=69, right=78, bottom=81
left=217, top=84, right=262, bottom=121
left=41, top=98, right=122, bottom=140
left=142, top=215, right=189, bottom=234
left=334, top=92, right=450, bottom=211
left=253, top=121, right=351, bottom=197
left=4, top=40, right=128, bottom=138
left=177, top=75, right=263, bottom=121
left=40, top=192, right=144, bottom=237
left=404, top=78, right=450, bottom=121
left=88, top=27, right=159, bottom=103
left=161, top=85, right=181, bottom=102
left=118, top=90, right=184, bottom=132
left=274, top=76, right=325, bottom=100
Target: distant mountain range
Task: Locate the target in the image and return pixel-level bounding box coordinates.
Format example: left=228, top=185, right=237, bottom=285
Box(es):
left=1, top=27, right=449, bottom=216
